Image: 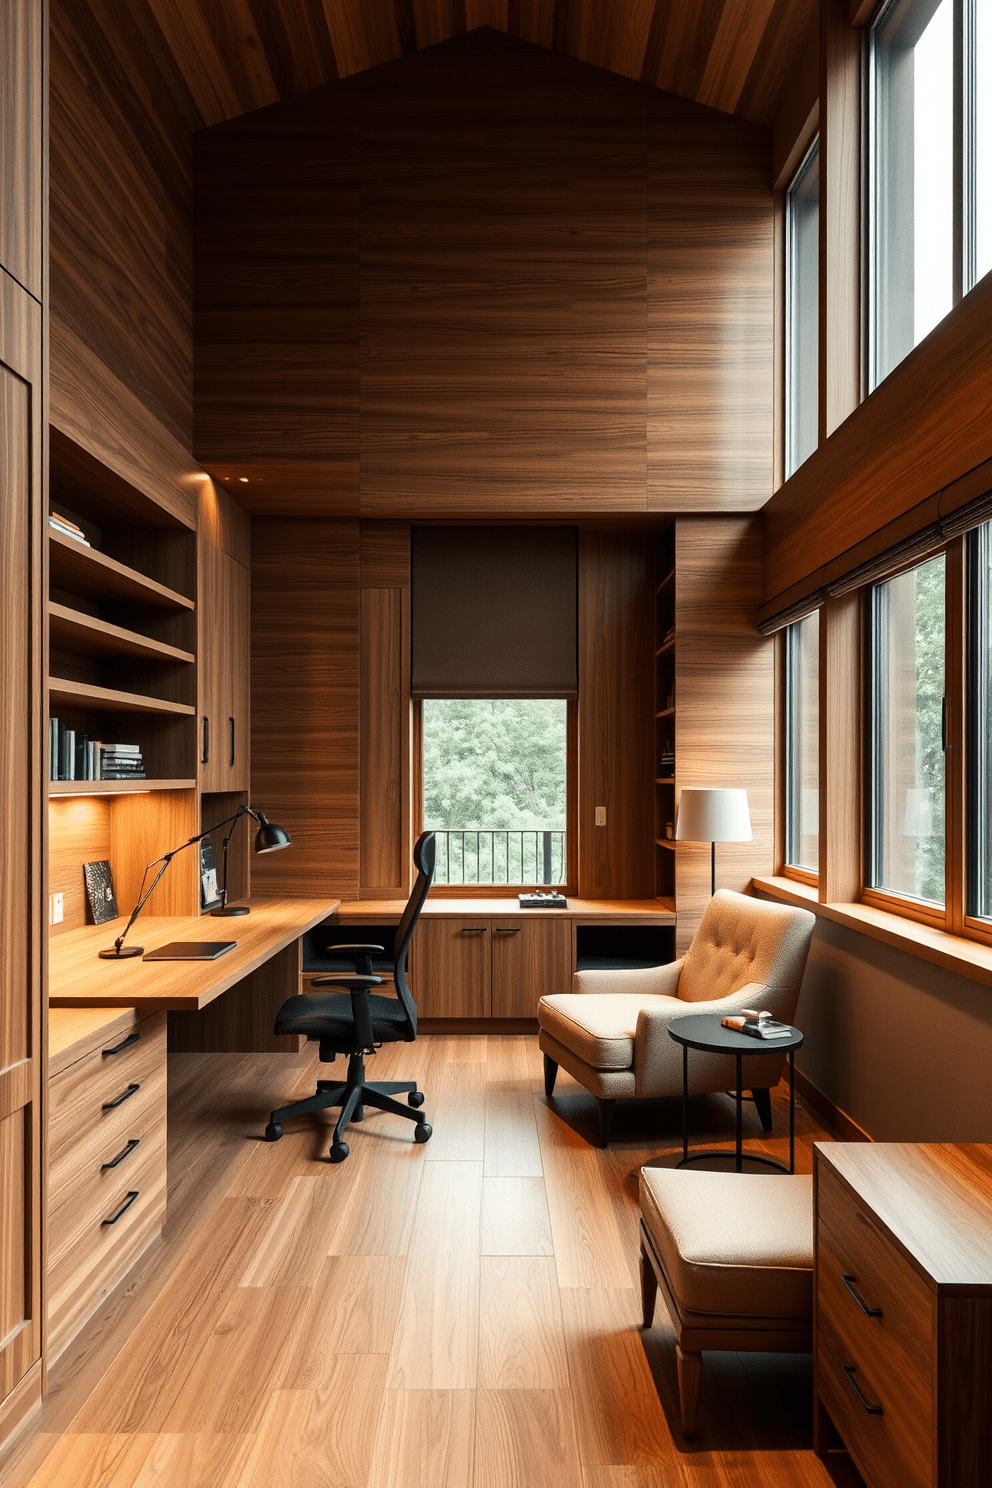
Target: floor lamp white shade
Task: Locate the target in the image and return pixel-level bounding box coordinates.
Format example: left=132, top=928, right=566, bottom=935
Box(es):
left=675, top=788, right=752, bottom=895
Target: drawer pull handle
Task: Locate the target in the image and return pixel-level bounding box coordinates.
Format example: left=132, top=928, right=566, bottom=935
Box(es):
left=102, top=1138, right=140, bottom=1170
left=103, top=1082, right=140, bottom=1111
left=842, top=1274, right=882, bottom=1318
left=102, top=1191, right=139, bottom=1226
left=842, top=1365, right=883, bottom=1415
left=495, top=926, right=522, bottom=933
left=103, top=1032, right=141, bottom=1057
left=460, top=927, right=487, bottom=934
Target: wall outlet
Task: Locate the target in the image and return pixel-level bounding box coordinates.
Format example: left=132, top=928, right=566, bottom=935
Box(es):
left=51, top=892, right=64, bottom=924
left=595, top=806, right=607, bottom=827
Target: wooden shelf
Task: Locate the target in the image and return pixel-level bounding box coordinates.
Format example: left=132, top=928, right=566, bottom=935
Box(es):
left=655, top=776, right=674, bottom=784
left=656, top=571, right=675, bottom=592
left=49, top=779, right=195, bottom=796
left=49, top=678, right=196, bottom=716
left=49, top=604, right=195, bottom=665
left=49, top=529, right=194, bottom=610
left=655, top=706, right=676, bottom=719
left=655, top=638, right=676, bottom=656
left=655, top=838, right=676, bottom=851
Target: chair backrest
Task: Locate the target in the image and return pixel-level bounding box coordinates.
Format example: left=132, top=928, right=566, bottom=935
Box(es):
left=393, top=831, right=436, bottom=1021
left=677, top=889, right=815, bottom=1018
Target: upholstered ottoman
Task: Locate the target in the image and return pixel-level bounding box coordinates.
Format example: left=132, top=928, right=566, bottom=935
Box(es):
left=639, top=1167, right=814, bottom=1437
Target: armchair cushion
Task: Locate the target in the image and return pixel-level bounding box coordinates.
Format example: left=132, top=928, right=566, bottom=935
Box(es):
left=538, top=991, right=680, bottom=1071
left=678, top=891, right=815, bottom=1007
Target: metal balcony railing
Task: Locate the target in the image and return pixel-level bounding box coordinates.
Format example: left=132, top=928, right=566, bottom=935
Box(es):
left=431, top=829, right=566, bottom=886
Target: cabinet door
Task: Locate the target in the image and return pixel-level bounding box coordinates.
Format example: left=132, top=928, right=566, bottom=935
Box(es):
left=0, top=0, right=43, bottom=299
left=198, top=528, right=228, bottom=791
left=410, top=920, right=491, bottom=1017
left=227, top=555, right=250, bottom=790
left=492, top=918, right=573, bottom=1018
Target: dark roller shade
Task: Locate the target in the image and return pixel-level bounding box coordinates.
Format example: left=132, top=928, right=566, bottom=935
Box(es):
left=411, top=526, right=578, bottom=697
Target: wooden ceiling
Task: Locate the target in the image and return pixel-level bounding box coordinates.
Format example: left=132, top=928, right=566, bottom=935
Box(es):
left=135, top=0, right=816, bottom=130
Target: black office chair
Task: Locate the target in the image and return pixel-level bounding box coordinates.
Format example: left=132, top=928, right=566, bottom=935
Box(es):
left=263, top=831, right=436, bottom=1163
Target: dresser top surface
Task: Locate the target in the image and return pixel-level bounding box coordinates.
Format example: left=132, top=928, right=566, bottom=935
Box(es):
left=816, top=1142, right=992, bottom=1292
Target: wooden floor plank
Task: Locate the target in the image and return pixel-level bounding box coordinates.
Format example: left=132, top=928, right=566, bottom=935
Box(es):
left=278, top=1256, right=407, bottom=1377
left=582, top=1468, right=687, bottom=1488
left=478, top=1256, right=569, bottom=1390
left=12, top=1433, right=154, bottom=1488
left=235, top=1357, right=388, bottom=1487
left=481, top=1174, right=553, bottom=1255
left=483, top=1089, right=545, bottom=1176
left=130, top=1433, right=255, bottom=1488
left=327, top=1147, right=425, bottom=1256
left=473, top=1389, right=582, bottom=1488
left=535, top=1100, right=635, bottom=1289
left=366, top=1389, right=476, bottom=1488
left=426, top=1063, right=488, bottom=1162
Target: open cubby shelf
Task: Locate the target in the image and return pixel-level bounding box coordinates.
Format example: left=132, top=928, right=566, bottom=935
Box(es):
left=49, top=529, right=193, bottom=610
left=49, top=604, right=195, bottom=665
left=48, top=778, right=196, bottom=796
left=49, top=679, right=196, bottom=716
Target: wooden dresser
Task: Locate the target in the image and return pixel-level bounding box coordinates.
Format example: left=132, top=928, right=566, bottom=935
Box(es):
left=814, top=1142, right=992, bottom=1488
left=47, top=1008, right=168, bottom=1362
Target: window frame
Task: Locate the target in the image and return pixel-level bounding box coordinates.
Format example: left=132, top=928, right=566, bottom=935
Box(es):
left=414, top=696, right=578, bottom=897
left=784, top=135, right=821, bottom=480
left=782, top=612, right=820, bottom=885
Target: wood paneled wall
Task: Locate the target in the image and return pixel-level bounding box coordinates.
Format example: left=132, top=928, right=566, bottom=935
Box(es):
left=0, top=0, right=43, bottom=300
left=359, top=522, right=411, bottom=897
left=194, top=29, right=774, bottom=519
left=250, top=519, right=360, bottom=899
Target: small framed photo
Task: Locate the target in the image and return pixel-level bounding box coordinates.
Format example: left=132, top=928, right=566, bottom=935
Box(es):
left=200, top=840, right=221, bottom=910
left=83, top=859, right=119, bottom=925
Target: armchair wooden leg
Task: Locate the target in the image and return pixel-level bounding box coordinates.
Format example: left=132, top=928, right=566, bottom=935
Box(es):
left=639, top=1242, right=658, bottom=1328
left=597, top=1098, right=616, bottom=1149
left=543, top=1054, right=558, bottom=1098
left=751, top=1087, right=773, bottom=1132
left=676, top=1346, right=703, bottom=1438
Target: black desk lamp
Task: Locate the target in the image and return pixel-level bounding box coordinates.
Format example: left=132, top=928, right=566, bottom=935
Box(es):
left=99, top=805, right=291, bottom=959
left=210, top=806, right=291, bottom=916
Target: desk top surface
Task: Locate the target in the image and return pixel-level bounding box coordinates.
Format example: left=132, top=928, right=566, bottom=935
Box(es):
left=49, top=895, right=338, bottom=1010
left=334, top=896, right=676, bottom=921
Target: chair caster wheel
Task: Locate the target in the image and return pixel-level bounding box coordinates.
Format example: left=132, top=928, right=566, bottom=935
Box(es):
left=353, top=1106, right=364, bottom=1122
left=265, top=1122, right=283, bottom=1141
left=414, top=1122, right=432, bottom=1143
left=408, top=1091, right=425, bottom=1108
left=329, top=1142, right=349, bottom=1163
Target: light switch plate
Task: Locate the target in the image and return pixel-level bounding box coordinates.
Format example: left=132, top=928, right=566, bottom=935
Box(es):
left=595, top=806, right=607, bottom=826
left=52, top=892, right=64, bottom=924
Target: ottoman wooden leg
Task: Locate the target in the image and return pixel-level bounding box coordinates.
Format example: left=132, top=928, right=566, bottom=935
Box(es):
left=640, top=1241, right=658, bottom=1328
left=676, top=1346, right=703, bottom=1438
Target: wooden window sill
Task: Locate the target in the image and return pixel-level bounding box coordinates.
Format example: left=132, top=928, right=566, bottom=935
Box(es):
left=752, top=875, right=992, bottom=991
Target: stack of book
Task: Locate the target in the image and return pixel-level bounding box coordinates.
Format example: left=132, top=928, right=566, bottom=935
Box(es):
left=721, top=1012, right=793, bottom=1040
left=100, top=744, right=145, bottom=780
left=49, top=721, right=145, bottom=781
left=49, top=512, right=91, bottom=547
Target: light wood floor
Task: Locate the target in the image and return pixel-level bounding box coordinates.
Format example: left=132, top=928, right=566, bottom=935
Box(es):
left=6, top=1035, right=864, bottom=1487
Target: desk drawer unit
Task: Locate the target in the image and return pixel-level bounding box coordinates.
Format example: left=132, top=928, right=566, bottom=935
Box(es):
left=47, top=1011, right=167, bottom=1362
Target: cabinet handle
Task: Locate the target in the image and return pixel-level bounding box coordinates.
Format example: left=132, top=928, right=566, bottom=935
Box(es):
left=841, top=1274, right=883, bottom=1318
left=102, top=1031, right=140, bottom=1057
left=102, top=1138, right=140, bottom=1170
left=460, top=927, right=488, bottom=934
left=229, top=716, right=236, bottom=767
left=495, top=926, right=522, bottom=933
left=102, top=1082, right=140, bottom=1111
left=102, top=1191, right=140, bottom=1226
left=842, top=1366, right=883, bottom=1415
left=202, top=715, right=210, bottom=764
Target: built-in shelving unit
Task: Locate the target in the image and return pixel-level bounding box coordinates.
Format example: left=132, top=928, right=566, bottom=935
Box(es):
left=49, top=778, right=196, bottom=797
left=654, top=528, right=676, bottom=901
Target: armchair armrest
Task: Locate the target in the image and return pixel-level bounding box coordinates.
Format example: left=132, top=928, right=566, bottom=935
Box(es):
left=572, top=958, right=683, bottom=997
left=633, top=982, right=773, bottom=1097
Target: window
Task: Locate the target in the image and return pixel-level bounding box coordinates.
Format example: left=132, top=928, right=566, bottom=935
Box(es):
left=869, top=0, right=992, bottom=388
left=785, top=138, right=819, bottom=477
left=968, top=521, right=992, bottom=921
left=784, top=612, right=820, bottom=874
left=421, top=698, right=569, bottom=886
left=867, top=553, right=946, bottom=908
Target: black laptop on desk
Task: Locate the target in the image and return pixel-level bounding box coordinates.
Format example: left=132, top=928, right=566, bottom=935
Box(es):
left=142, top=941, right=236, bottom=961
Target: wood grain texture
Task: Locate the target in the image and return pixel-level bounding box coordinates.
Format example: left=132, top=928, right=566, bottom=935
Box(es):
left=673, top=517, right=774, bottom=952
left=818, top=593, right=861, bottom=903
left=250, top=518, right=360, bottom=898
left=578, top=532, right=655, bottom=900
left=412, top=919, right=492, bottom=1018
left=491, top=918, right=573, bottom=1018
left=647, top=93, right=774, bottom=511
left=819, top=0, right=860, bottom=442
left=0, top=0, right=44, bottom=299
left=361, top=588, right=407, bottom=892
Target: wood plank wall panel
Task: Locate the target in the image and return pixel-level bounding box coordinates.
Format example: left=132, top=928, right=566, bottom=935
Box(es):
left=577, top=532, right=654, bottom=899
left=250, top=519, right=361, bottom=899
left=358, top=34, right=649, bottom=517
left=194, top=84, right=360, bottom=512
left=49, top=0, right=195, bottom=451
left=360, top=522, right=411, bottom=896
left=647, top=93, right=774, bottom=511
left=0, top=0, right=44, bottom=300
left=763, top=269, right=992, bottom=606
left=674, top=516, right=774, bottom=953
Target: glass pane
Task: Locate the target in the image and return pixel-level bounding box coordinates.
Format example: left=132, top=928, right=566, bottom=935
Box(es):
left=422, top=698, right=568, bottom=885
left=871, top=0, right=955, bottom=386
left=785, top=612, right=819, bottom=871
left=869, top=554, right=945, bottom=904
left=968, top=523, right=992, bottom=917
left=786, top=140, right=819, bottom=477
left=976, top=0, right=992, bottom=284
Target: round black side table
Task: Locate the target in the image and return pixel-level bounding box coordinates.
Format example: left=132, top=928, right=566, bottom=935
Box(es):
left=667, top=1013, right=804, bottom=1174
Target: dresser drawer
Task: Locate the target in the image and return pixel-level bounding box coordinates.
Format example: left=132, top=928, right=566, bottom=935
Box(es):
left=49, top=1011, right=166, bottom=1166
left=49, top=1108, right=166, bottom=1267
left=50, top=1066, right=165, bottom=1215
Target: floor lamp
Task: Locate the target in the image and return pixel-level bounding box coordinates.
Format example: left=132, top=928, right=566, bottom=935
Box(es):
left=675, top=787, right=752, bottom=896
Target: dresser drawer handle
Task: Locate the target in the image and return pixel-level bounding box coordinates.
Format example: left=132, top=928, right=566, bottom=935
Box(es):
left=103, top=1082, right=140, bottom=1111
left=103, top=1031, right=141, bottom=1057
left=842, top=1274, right=883, bottom=1318
left=495, top=926, right=522, bottom=933
left=102, top=1191, right=139, bottom=1226
left=102, top=1138, right=140, bottom=1170
left=842, top=1365, right=883, bottom=1415
left=460, top=927, right=488, bottom=934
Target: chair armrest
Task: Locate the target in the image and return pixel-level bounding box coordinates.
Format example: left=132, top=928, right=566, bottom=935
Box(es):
left=310, top=973, right=383, bottom=989
left=327, top=943, right=385, bottom=954
left=571, top=959, right=683, bottom=997
left=633, top=982, right=775, bottom=1096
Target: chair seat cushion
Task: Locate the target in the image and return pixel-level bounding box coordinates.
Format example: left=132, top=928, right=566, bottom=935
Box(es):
left=538, top=992, right=678, bottom=1071
left=274, top=992, right=410, bottom=1042
left=639, top=1168, right=813, bottom=1321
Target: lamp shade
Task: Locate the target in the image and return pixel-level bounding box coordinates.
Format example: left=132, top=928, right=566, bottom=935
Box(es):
left=675, top=788, right=752, bottom=844
left=253, top=814, right=291, bottom=854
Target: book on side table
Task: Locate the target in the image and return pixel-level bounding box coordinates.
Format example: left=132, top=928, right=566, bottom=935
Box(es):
left=721, top=1012, right=794, bottom=1040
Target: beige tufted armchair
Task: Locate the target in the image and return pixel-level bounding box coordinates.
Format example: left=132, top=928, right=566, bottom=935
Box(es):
left=538, top=890, right=816, bottom=1148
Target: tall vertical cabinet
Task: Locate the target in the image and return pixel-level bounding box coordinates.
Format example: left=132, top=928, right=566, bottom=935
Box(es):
left=0, top=0, right=46, bottom=1453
